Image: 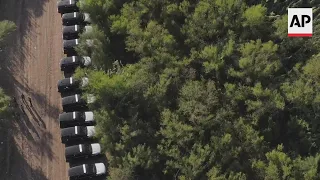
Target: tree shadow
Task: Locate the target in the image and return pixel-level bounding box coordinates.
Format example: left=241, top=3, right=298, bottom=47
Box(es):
left=23, top=101, right=46, bottom=129
left=0, top=0, right=63, bottom=179
left=0, top=0, right=49, bottom=20
left=0, top=0, right=61, bottom=121
left=9, top=105, right=55, bottom=161
left=0, top=68, right=61, bottom=122
left=0, top=130, right=49, bottom=180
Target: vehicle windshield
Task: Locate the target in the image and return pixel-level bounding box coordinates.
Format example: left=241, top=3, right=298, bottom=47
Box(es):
left=80, top=126, right=87, bottom=135
left=84, top=144, right=91, bottom=153
left=74, top=79, right=81, bottom=86
left=79, top=112, right=86, bottom=120
left=80, top=13, right=84, bottom=21
left=90, top=164, right=96, bottom=174
left=79, top=98, right=86, bottom=104
left=80, top=57, right=85, bottom=64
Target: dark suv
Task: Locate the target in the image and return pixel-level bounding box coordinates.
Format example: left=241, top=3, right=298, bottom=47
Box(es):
left=63, top=25, right=92, bottom=40
left=68, top=163, right=106, bottom=180
left=59, top=111, right=94, bottom=128
left=60, top=125, right=96, bottom=143
left=62, top=94, right=95, bottom=112
left=57, top=0, right=79, bottom=14
left=62, top=12, right=91, bottom=26
left=63, top=39, right=78, bottom=54
left=60, top=56, right=91, bottom=72
left=65, top=143, right=101, bottom=161
left=57, top=77, right=89, bottom=93
left=61, top=94, right=87, bottom=112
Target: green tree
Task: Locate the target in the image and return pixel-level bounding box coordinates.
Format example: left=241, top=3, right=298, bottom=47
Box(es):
left=0, top=88, right=11, bottom=120
left=0, top=20, right=16, bottom=45
left=76, top=0, right=320, bottom=179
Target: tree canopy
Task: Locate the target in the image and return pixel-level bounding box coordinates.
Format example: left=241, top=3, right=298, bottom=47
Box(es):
left=76, top=0, right=320, bottom=179
left=0, top=88, right=11, bottom=120
left=0, top=20, right=15, bottom=120
left=0, top=20, right=16, bottom=47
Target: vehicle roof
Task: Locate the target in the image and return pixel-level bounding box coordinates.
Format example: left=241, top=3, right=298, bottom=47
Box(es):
left=63, top=39, right=78, bottom=48
left=59, top=112, right=74, bottom=122
left=58, top=0, right=76, bottom=6
left=59, top=111, right=81, bottom=122
left=63, top=25, right=79, bottom=34
left=61, top=126, right=77, bottom=137
left=68, top=164, right=87, bottom=177
left=62, top=12, right=80, bottom=19
left=65, top=144, right=82, bottom=156
left=60, top=56, right=81, bottom=66
left=57, top=77, right=80, bottom=88
left=62, top=94, right=83, bottom=106
left=58, top=77, right=72, bottom=86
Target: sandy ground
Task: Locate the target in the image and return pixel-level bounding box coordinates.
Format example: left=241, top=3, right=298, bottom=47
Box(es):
left=0, top=0, right=68, bottom=179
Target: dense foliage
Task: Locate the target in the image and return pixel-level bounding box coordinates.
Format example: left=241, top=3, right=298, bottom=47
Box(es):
left=0, top=88, right=11, bottom=120
left=0, top=20, right=15, bottom=120
left=76, top=0, right=320, bottom=179
left=0, top=20, right=16, bottom=47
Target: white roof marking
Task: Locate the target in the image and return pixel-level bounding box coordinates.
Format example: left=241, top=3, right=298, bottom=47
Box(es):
left=79, top=144, right=83, bottom=153
left=83, top=164, right=86, bottom=174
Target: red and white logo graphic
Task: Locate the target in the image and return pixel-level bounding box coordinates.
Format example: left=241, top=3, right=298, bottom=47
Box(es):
left=288, top=8, right=313, bottom=37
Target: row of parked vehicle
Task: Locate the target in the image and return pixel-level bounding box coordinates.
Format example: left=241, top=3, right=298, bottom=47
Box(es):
left=57, top=1, right=106, bottom=180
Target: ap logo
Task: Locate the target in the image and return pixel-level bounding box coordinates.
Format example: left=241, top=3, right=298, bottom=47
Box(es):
left=288, top=8, right=313, bottom=37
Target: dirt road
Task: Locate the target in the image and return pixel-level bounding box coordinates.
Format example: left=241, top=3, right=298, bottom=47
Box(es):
left=0, top=0, right=67, bottom=179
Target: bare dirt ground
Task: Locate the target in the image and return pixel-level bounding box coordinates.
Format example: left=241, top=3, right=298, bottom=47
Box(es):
left=0, top=0, right=67, bottom=179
